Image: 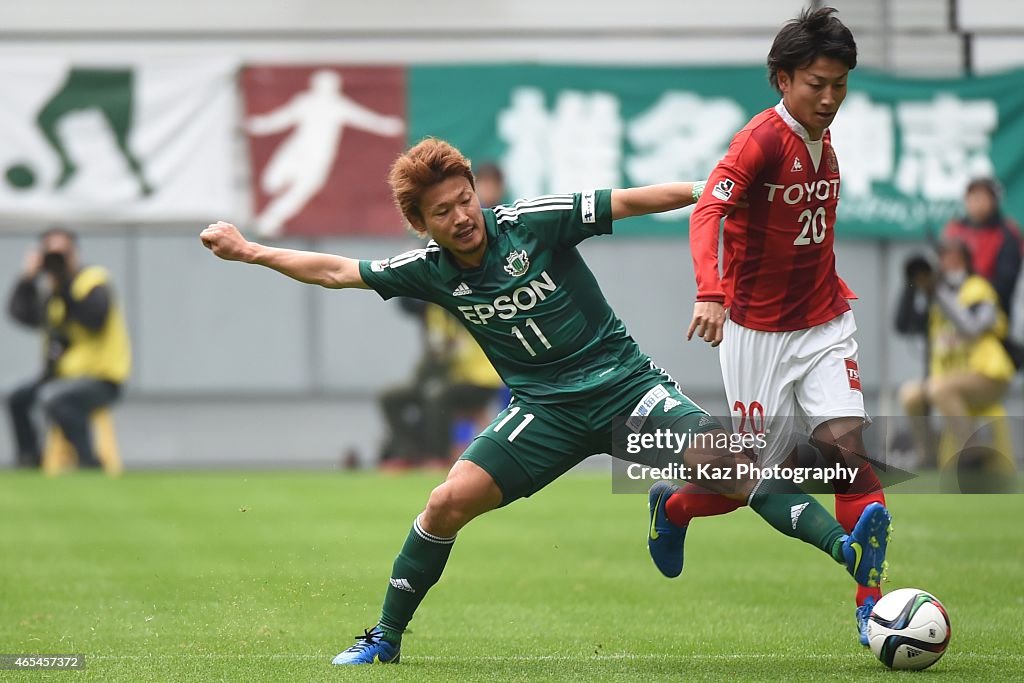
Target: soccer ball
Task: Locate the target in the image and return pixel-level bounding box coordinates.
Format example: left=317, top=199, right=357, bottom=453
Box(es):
left=867, top=588, right=951, bottom=670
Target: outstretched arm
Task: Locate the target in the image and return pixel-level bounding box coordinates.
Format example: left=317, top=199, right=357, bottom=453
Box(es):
left=200, top=221, right=368, bottom=289
left=246, top=100, right=302, bottom=136
left=343, top=99, right=405, bottom=137
left=610, top=182, right=704, bottom=220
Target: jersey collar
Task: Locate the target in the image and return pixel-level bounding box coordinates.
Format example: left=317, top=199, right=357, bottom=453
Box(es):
left=436, top=209, right=499, bottom=283
left=774, top=100, right=826, bottom=142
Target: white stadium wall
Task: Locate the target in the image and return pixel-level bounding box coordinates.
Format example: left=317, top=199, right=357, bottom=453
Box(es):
left=1, top=0, right=1021, bottom=466
left=0, top=232, right=968, bottom=467
left=1, top=0, right=806, bottom=33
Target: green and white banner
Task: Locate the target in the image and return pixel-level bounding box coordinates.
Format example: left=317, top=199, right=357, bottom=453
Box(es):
left=1, top=60, right=1021, bottom=237
left=0, top=59, right=239, bottom=221
left=410, top=65, right=1024, bottom=239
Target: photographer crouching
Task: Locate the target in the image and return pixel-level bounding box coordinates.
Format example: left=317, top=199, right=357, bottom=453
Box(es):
left=6, top=228, right=131, bottom=469
left=896, top=239, right=1015, bottom=473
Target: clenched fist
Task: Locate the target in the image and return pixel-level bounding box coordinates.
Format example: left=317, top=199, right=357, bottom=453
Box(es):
left=201, top=221, right=256, bottom=262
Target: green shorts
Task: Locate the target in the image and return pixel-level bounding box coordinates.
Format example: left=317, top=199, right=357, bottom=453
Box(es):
left=459, top=365, right=723, bottom=505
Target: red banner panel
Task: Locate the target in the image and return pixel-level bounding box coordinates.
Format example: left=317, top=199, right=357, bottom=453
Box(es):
left=242, top=65, right=407, bottom=237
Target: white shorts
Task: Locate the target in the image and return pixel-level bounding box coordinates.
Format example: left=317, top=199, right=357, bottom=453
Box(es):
left=720, top=310, right=866, bottom=467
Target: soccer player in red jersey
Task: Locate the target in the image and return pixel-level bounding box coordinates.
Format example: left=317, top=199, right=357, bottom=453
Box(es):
left=647, top=7, right=890, bottom=646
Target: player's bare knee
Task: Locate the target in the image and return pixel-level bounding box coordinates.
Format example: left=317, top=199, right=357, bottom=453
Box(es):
left=730, top=450, right=758, bottom=498
left=423, top=480, right=490, bottom=534
left=813, top=416, right=864, bottom=445
left=423, top=483, right=464, bottom=532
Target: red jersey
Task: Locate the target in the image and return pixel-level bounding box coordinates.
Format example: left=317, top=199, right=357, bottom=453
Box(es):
left=691, top=104, right=855, bottom=332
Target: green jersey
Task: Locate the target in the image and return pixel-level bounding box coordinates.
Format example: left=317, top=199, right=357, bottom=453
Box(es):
left=359, top=190, right=652, bottom=404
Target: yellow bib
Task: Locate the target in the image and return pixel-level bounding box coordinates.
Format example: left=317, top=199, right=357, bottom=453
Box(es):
left=47, top=266, right=131, bottom=383
left=929, top=275, right=1013, bottom=382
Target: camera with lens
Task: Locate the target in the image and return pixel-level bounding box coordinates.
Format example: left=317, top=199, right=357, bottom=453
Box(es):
left=903, top=252, right=935, bottom=293
left=41, top=250, right=69, bottom=280
left=903, top=253, right=933, bottom=282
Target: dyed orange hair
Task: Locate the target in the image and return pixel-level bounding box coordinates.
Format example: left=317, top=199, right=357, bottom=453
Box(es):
left=388, top=138, right=476, bottom=235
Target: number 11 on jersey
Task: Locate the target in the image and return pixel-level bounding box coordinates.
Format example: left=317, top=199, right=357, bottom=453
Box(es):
left=511, top=318, right=552, bottom=356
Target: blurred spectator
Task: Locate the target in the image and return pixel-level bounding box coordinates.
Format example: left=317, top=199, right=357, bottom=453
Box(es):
left=942, top=177, right=1022, bottom=318
left=894, top=252, right=934, bottom=379
left=378, top=299, right=502, bottom=467
left=6, top=229, right=131, bottom=468
left=898, top=239, right=1014, bottom=468
left=422, top=304, right=503, bottom=461
left=378, top=297, right=443, bottom=466
left=378, top=163, right=506, bottom=467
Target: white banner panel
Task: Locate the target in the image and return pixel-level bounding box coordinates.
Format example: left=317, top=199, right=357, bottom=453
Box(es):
left=0, top=59, right=239, bottom=222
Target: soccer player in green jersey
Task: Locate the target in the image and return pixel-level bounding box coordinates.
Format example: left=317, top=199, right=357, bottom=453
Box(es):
left=201, top=137, right=890, bottom=665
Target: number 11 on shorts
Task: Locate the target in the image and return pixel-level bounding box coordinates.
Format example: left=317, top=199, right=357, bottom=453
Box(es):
left=492, top=406, right=535, bottom=442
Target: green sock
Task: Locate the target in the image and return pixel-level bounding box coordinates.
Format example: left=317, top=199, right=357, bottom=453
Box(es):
left=747, top=478, right=847, bottom=561
left=829, top=537, right=845, bottom=563
left=378, top=515, right=456, bottom=644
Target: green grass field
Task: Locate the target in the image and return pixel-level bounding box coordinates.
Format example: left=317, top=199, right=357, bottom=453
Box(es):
left=1, top=470, right=1022, bottom=681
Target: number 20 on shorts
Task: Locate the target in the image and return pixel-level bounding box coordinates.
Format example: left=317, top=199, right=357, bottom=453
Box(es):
left=733, top=400, right=765, bottom=435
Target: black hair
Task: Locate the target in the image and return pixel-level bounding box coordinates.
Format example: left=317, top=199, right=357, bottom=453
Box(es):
left=903, top=253, right=934, bottom=281
left=39, top=226, right=78, bottom=245
left=767, top=7, right=857, bottom=93
left=965, top=176, right=1003, bottom=203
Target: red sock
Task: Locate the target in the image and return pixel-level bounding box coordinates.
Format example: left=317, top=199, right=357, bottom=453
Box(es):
left=664, top=483, right=744, bottom=527
left=833, top=464, right=885, bottom=530
left=833, top=465, right=887, bottom=607
left=857, top=584, right=882, bottom=606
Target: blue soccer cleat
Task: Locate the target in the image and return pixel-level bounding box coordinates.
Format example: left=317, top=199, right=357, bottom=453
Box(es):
left=840, top=502, right=891, bottom=589
left=855, top=595, right=876, bottom=647
left=648, top=481, right=687, bottom=578
left=331, top=626, right=401, bottom=665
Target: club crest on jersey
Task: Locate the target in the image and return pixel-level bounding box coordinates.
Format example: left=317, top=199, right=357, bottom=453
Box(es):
left=827, top=148, right=839, bottom=173
left=503, top=249, right=530, bottom=277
